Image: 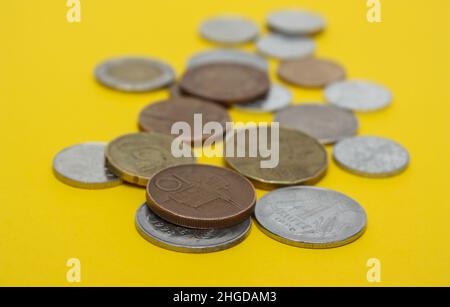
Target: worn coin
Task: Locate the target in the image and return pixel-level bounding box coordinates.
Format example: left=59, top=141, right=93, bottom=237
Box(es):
left=199, top=16, right=259, bottom=45
left=136, top=204, right=251, bottom=253
left=267, top=9, right=326, bottom=35
left=256, top=33, right=315, bottom=60
left=278, top=58, right=346, bottom=88
left=187, top=49, right=268, bottom=72
left=274, top=104, right=358, bottom=144
left=325, top=80, right=392, bottom=112
left=234, top=84, right=292, bottom=113
left=333, top=136, right=410, bottom=177
left=255, top=186, right=367, bottom=249
left=180, top=63, right=271, bottom=105
left=105, top=133, right=195, bottom=186
left=53, top=143, right=122, bottom=189
left=146, top=164, right=256, bottom=229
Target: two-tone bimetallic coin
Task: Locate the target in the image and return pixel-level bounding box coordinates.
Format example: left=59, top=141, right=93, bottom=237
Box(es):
left=94, top=57, right=175, bottom=92
left=333, top=136, right=410, bottom=178
left=267, top=9, right=326, bottom=36
left=256, top=34, right=315, bottom=60
left=234, top=84, right=292, bottom=113
left=255, top=186, right=367, bottom=249
left=53, top=143, right=122, bottom=189
left=187, top=49, right=268, bottom=72
left=199, top=16, right=259, bottom=45
left=136, top=204, right=251, bottom=253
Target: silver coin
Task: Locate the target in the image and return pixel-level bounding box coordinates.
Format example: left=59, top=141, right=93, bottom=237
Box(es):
left=255, top=186, right=367, bottom=249
left=267, top=9, right=326, bottom=35
left=199, top=16, right=259, bottom=45
left=325, top=80, right=392, bottom=112
left=53, top=143, right=122, bottom=189
left=136, top=204, right=252, bottom=253
left=333, top=136, right=410, bottom=177
left=187, top=49, right=268, bottom=72
left=256, top=33, right=316, bottom=60
left=95, top=57, right=175, bottom=92
left=235, top=84, right=292, bottom=112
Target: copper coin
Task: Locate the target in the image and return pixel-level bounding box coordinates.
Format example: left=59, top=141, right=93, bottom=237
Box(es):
left=278, top=58, right=346, bottom=88
left=138, top=97, right=231, bottom=145
left=179, top=63, right=271, bottom=105
left=146, top=164, right=256, bottom=229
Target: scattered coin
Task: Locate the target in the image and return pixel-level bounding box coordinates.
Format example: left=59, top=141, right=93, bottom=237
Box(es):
left=146, top=164, right=256, bottom=229
left=187, top=49, right=268, bottom=72
left=257, top=33, right=315, bottom=60
left=180, top=63, right=271, bottom=105
left=333, top=136, right=409, bottom=177
left=325, top=80, right=393, bottom=112
left=267, top=9, right=326, bottom=35
left=278, top=58, right=346, bottom=88
left=255, top=186, right=367, bottom=249
left=136, top=204, right=251, bottom=253
left=53, top=143, right=122, bottom=189
left=199, top=16, right=259, bottom=45
left=105, top=133, right=195, bottom=186
left=234, top=84, right=292, bottom=113
left=274, top=104, right=358, bottom=144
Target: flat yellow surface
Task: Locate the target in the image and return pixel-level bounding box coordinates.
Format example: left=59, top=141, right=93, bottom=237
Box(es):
left=1, top=0, right=449, bottom=286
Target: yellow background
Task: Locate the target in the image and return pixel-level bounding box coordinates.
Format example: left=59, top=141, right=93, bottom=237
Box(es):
left=1, top=0, right=449, bottom=286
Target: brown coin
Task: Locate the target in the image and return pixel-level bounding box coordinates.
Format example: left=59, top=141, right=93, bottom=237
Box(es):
left=138, top=97, right=231, bottom=145
left=179, top=62, right=271, bottom=105
left=146, top=164, right=256, bottom=229
left=278, top=58, right=346, bottom=88
left=168, top=83, right=185, bottom=97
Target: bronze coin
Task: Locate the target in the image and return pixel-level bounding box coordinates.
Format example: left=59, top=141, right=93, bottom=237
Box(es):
left=146, top=164, right=256, bottom=229
left=179, top=63, right=271, bottom=105
left=278, top=58, right=346, bottom=88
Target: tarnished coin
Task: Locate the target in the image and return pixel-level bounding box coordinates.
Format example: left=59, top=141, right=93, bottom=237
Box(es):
left=267, top=9, right=326, bottom=35
left=274, top=104, right=358, bottom=144
left=180, top=63, right=271, bottom=105
left=199, top=16, right=259, bottom=45
left=234, top=84, right=292, bottom=113
left=136, top=204, right=251, bottom=253
left=325, top=80, right=393, bottom=112
left=95, top=57, right=175, bottom=92
left=187, top=49, right=268, bottom=72
left=255, top=186, right=367, bottom=249
left=53, top=143, right=121, bottom=189
left=256, top=34, right=315, bottom=60
left=138, top=97, right=231, bottom=145
left=105, top=133, right=195, bottom=186
left=146, top=164, right=256, bottom=229
left=333, top=136, right=410, bottom=178
left=278, top=58, right=346, bottom=88
left=224, top=127, right=328, bottom=189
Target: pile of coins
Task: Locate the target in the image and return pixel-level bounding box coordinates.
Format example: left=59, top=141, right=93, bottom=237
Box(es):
left=53, top=9, right=410, bottom=252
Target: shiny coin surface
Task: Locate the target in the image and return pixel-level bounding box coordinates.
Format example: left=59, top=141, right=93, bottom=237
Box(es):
left=187, top=49, right=268, bottom=72
left=95, top=57, right=175, bottom=92
left=234, top=84, right=292, bottom=113
left=225, top=127, right=328, bottom=189
left=275, top=104, right=358, bottom=144
left=267, top=9, right=326, bottom=35
left=200, top=16, right=259, bottom=45
left=136, top=204, right=251, bottom=253
left=255, top=186, right=367, bottom=249
left=278, top=58, right=346, bottom=88
left=325, top=80, right=392, bottom=112
left=105, top=133, right=195, bottom=186
left=180, top=63, right=271, bottom=105
left=257, top=34, right=315, bottom=60
left=53, top=143, right=121, bottom=189
left=333, top=136, right=410, bottom=177
left=146, top=164, right=256, bottom=229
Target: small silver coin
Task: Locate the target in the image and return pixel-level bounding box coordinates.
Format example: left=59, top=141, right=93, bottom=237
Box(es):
left=267, top=9, right=326, bottom=35
left=256, top=33, right=315, bottom=60
left=136, top=204, right=251, bottom=253
left=53, top=143, right=122, bottom=189
left=325, top=80, right=392, bottom=112
left=95, top=57, right=175, bottom=92
left=333, top=136, right=410, bottom=177
left=255, top=186, right=367, bottom=249
left=199, top=16, right=259, bottom=45
left=235, top=84, right=292, bottom=112
left=187, top=49, right=268, bottom=72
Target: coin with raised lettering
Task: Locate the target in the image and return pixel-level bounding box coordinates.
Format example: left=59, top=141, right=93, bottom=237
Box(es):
left=53, top=143, right=122, bottom=189
left=146, top=164, right=256, bottom=229
left=256, top=33, right=315, bottom=60
left=234, top=84, right=292, bottom=113
left=333, top=136, right=410, bottom=177
left=187, top=49, right=268, bottom=72
left=95, top=57, right=175, bottom=92
left=267, top=9, right=326, bottom=35
left=200, top=16, right=259, bottom=45
left=255, top=186, right=367, bottom=249
left=136, top=204, right=251, bottom=253
left=105, top=133, right=195, bottom=186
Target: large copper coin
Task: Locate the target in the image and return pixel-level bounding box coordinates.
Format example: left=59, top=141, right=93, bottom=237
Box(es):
left=179, top=63, right=271, bottom=105
left=146, top=164, right=256, bottom=229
